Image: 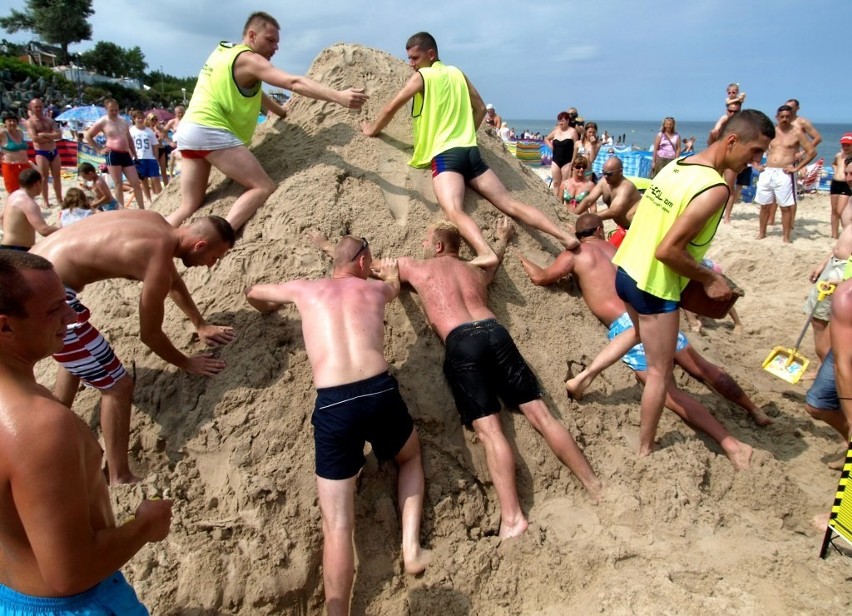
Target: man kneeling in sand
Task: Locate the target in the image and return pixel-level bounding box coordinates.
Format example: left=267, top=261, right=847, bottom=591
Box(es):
left=245, top=236, right=428, bottom=616
left=378, top=218, right=601, bottom=537
left=519, top=214, right=762, bottom=469
left=32, top=211, right=237, bottom=483
left=0, top=251, right=172, bottom=612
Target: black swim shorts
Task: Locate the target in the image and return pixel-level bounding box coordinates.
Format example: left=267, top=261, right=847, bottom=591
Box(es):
left=105, top=150, right=135, bottom=168
left=431, top=146, right=489, bottom=181
left=735, top=165, right=752, bottom=187
left=312, top=372, right=414, bottom=480
left=442, top=319, right=541, bottom=427
left=830, top=179, right=852, bottom=196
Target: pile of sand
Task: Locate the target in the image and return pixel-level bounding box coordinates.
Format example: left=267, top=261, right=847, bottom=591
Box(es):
left=36, top=44, right=852, bottom=614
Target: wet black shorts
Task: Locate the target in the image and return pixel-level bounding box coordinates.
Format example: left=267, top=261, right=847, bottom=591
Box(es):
left=312, top=372, right=414, bottom=480
left=431, top=146, right=489, bottom=181
left=442, top=319, right=541, bottom=427
left=735, top=166, right=752, bottom=186
left=105, top=150, right=134, bottom=168
left=830, top=179, right=851, bottom=196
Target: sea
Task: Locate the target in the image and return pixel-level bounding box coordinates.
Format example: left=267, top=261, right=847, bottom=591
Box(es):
left=505, top=119, right=848, bottom=171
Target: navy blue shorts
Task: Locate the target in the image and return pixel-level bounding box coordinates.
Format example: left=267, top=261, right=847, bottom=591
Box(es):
left=735, top=166, right=752, bottom=187
left=443, top=319, right=541, bottom=427
left=105, top=150, right=134, bottom=168
left=312, top=372, right=414, bottom=480
left=806, top=350, right=838, bottom=411
left=431, top=146, right=489, bottom=181
left=615, top=267, right=679, bottom=315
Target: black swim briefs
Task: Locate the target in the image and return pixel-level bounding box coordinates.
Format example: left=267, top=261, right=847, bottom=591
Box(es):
left=442, top=319, right=541, bottom=427
left=312, top=371, right=414, bottom=480
left=830, top=179, right=852, bottom=196
left=431, top=146, right=489, bottom=181
left=105, top=150, right=135, bottom=168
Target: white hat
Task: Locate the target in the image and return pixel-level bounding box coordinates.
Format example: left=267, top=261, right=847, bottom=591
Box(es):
left=485, top=104, right=494, bottom=110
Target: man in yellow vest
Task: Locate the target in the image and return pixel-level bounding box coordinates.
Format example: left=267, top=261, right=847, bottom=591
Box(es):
left=361, top=32, right=577, bottom=267
left=590, top=110, right=775, bottom=458
left=167, top=11, right=368, bottom=231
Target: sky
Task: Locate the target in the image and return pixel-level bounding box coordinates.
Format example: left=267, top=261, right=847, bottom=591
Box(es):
left=2, top=0, right=848, bottom=123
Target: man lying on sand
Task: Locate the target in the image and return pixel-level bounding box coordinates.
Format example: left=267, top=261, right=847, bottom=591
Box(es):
left=519, top=214, right=764, bottom=470
left=361, top=31, right=576, bottom=268
left=245, top=236, right=429, bottom=616
left=0, top=250, right=171, bottom=613
left=375, top=217, right=601, bottom=537
left=32, top=211, right=236, bottom=484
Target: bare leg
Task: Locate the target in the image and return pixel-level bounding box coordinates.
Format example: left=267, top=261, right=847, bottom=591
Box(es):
left=471, top=413, right=528, bottom=538
left=805, top=403, right=850, bottom=468
left=675, top=346, right=772, bottom=426
left=636, top=372, right=753, bottom=470
left=769, top=202, right=778, bottom=226
left=166, top=156, right=212, bottom=227
left=830, top=194, right=844, bottom=238
left=150, top=176, right=162, bottom=196
left=49, top=154, right=63, bottom=204
left=53, top=365, right=81, bottom=407
left=107, top=166, right=125, bottom=207
left=100, top=374, right=140, bottom=484
left=811, top=319, right=830, bottom=362
left=123, top=166, right=145, bottom=210
left=757, top=203, right=771, bottom=239
left=519, top=399, right=602, bottom=500
left=683, top=310, right=703, bottom=333
left=204, top=147, right=276, bottom=231
left=781, top=205, right=793, bottom=243
left=432, top=171, right=498, bottom=267
left=470, top=170, right=578, bottom=250
left=393, top=429, right=430, bottom=574
left=632, top=306, right=680, bottom=457
left=566, top=327, right=640, bottom=399
left=35, top=155, right=52, bottom=206
left=158, top=154, right=169, bottom=186
left=728, top=307, right=743, bottom=335
left=550, top=162, right=563, bottom=198
left=316, top=475, right=356, bottom=616
left=139, top=176, right=151, bottom=204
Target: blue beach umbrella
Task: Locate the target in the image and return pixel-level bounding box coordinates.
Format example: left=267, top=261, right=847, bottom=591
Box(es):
left=55, top=105, right=133, bottom=124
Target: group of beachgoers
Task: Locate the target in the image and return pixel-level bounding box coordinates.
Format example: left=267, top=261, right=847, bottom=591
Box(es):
left=0, top=11, right=851, bottom=616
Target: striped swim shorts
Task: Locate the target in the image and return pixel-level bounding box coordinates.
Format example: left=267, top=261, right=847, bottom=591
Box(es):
left=52, top=288, right=127, bottom=390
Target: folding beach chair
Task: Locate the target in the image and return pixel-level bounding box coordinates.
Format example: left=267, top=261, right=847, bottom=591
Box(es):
left=820, top=440, right=852, bottom=558
left=797, top=158, right=823, bottom=195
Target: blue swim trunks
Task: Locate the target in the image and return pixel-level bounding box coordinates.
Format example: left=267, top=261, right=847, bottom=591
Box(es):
left=0, top=572, right=147, bottom=615
left=608, top=312, right=689, bottom=373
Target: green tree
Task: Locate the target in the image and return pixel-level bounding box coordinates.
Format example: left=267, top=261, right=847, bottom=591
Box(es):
left=123, top=45, right=147, bottom=80
left=0, top=0, right=93, bottom=63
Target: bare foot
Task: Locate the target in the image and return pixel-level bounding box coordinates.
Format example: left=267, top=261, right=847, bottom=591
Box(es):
left=725, top=441, right=753, bottom=471
left=749, top=408, right=774, bottom=427
left=732, top=323, right=744, bottom=335
left=111, top=472, right=142, bottom=485
left=498, top=516, right=529, bottom=539
left=468, top=250, right=499, bottom=269
left=828, top=454, right=848, bottom=470
left=404, top=547, right=432, bottom=575
left=756, top=233, right=766, bottom=240
left=565, top=371, right=593, bottom=400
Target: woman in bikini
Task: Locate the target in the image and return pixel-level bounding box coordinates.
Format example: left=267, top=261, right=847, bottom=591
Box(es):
left=652, top=116, right=681, bottom=178
left=560, top=155, right=595, bottom=215
left=0, top=112, right=35, bottom=194
left=574, top=122, right=601, bottom=179
left=544, top=111, right=580, bottom=198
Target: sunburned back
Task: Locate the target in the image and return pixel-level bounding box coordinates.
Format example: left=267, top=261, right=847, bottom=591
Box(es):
left=1, top=194, right=38, bottom=248
left=293, top=277, right=390, bottom=388
left=402, top=256, right=494, bottom=341
left=31, top=210, right=175, bottom=290
left=573, top=240, right=626, bottom=326
left=0, top=382, right=113, bottom=595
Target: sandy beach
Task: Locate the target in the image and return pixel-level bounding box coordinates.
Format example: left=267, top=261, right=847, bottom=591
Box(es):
left=27, top=44, right=852, bottom=614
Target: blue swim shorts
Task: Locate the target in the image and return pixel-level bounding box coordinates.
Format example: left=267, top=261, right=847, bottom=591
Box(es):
left=608, top=312, right=689, bottom=373
left=615, top=267, right=679, bottom=315
left=806, top=350, right=838, bottom=411
left=0, top=572, right=147, bottom=615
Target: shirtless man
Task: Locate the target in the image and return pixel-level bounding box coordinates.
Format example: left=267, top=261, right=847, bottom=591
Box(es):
left=26, top=98, right=63, bottom=207
left=380, top=218, right=601, bottom=537
left=245, top=236, right=428, bottom=616
left=754, top=105, right=815, bottom=243
left=167, top=12, right=367, bottom=231
left=518, top=215, right=764, bottom=467
left=786, top=98, right=822, bottom=149
left=362, top=32, right=576, bottom=268
left=32, top=211, right=236, bottom=484
left=1, top=169, right=58, bottom=250
left=0, top=250, right=172, bottom=612
left=574, top=156, right=643, bottom=235
left=85, top=99, right=145, bottom=209
left=483, top=104, right=502, bottom=129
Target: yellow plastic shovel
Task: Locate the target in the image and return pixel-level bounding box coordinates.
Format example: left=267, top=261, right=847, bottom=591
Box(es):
left=762, top=280, right=836, bottom=384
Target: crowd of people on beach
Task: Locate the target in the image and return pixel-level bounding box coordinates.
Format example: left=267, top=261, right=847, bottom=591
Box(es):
left=0, top=12, right=851, bottom=616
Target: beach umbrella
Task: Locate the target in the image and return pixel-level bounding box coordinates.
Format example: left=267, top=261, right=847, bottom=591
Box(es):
left=146, top=108, right=174, bottom=122
left=55, top=105, right=107, bottom=123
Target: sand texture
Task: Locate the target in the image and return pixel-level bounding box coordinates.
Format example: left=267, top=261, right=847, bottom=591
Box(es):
left=34, top=44, right=852, bottom=614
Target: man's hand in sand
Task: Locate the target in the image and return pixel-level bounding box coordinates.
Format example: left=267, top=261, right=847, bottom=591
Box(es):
left=338, top=87, right=368, bottom=109
left=197, top=323, right=236, bottom=346
left=184, top=353, right=226, bottom=376
left=360, top=121, right=381, bottom=138
left=375, top=258, right=400, bottom=282
left=306, top=229, right=334, bottom=256
left=135, top=498, right=174, bottom=542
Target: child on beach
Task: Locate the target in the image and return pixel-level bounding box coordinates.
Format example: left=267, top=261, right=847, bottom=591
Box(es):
left=130, top=110, right=162, bottom=204
left=78, top=162, right=120, bottom=212
left=725, top=82, right=746, bottom=106
left=58, top=187, right=97, bottom=227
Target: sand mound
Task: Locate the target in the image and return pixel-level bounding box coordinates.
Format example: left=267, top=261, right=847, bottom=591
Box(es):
left=36, top=44, right=852, bottom=614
